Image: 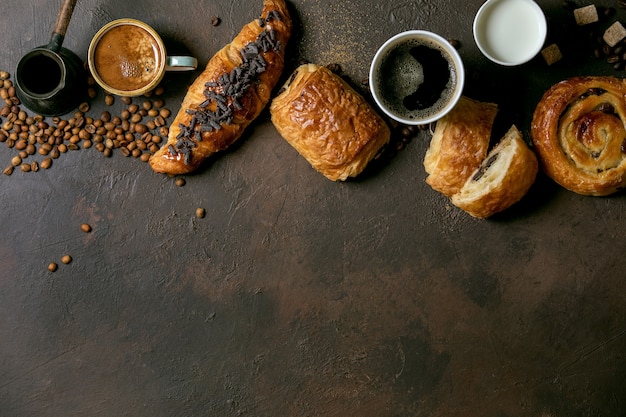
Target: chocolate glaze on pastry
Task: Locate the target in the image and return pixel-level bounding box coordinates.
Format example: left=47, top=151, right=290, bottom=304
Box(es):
left=149, top=0, right=292, bottom=175
left=531, top=76, right=626, bottom=196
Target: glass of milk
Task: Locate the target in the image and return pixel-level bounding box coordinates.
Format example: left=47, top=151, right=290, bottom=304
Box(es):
left=473, top=0, right=547, bottom=66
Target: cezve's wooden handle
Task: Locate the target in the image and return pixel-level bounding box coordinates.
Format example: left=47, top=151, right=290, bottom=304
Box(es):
left=53, top=0, right=78, bottom=37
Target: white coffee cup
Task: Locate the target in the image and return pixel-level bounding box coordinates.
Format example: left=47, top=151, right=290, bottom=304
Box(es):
left=473, top=0, right=547, bottom=66
left=369, top=30, right=465, bottom=125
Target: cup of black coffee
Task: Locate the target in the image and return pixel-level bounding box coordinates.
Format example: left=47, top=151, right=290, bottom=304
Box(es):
left=369, top=30, right=465, bottom=125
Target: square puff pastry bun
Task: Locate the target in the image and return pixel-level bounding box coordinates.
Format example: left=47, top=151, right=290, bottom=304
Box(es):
left=424, top=96, right=499, bottom=196
left=270, top=64, right=390, bottom=181
left=451, top=125, right=538, bottom=218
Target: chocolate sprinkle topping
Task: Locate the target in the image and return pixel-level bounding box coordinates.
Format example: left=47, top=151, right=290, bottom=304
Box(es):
left=169, top=10, right=283, bottom=164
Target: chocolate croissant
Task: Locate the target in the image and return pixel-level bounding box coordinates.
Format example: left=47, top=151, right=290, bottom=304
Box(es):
left=423, top=96, right=498, bottom=197
left=531, top=76, right=626, bottom=196
left=149, top=0, right=292, bottom=175
left=451, top=125, right=538, bottom=218
left=270, top=64, right=390, bottom=181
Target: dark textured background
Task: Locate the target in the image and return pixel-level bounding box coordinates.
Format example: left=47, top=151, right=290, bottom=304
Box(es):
left=1, top=0, right=625, bottom=416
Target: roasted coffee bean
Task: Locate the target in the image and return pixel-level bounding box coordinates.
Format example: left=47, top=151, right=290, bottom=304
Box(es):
left=31, top=161, right=38, bottom=172
left=3, top=165, right=13, bottom=175
left=19, top=163, right=31, bottom=172
left=47, top=262, right=58, bottom=272
left=104, top=95, right=114, bottom=106
left=154, top=86, right=165, bottom=96
left=80, top=223, right=92, bottom=233
left=211, top=16, right=221, bottom=26
left=121, top=96, right=132, bottom=105
left=196, top=207, right=206, bottom=218
left=135, top=124, right=147, bottom=134
left=175, top=177, right=186, bottom=187
left=11, top=155, right=21, bottom=166
left=61, top=255, right=72, bottom=264
left=40, top=158, right=52, bottom=169
left=78, top=102, right=90, bottom=113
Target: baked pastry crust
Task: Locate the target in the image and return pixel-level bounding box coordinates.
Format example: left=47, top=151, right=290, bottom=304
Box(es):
left=531, top=76, right=626, bottom=196
left=270, top=64, right=390, bottom=181
left=451, top=125, right=538, bottom=218
left=424, top=96, right=498, bottom=196
left=149, top=0, right=292, bottom=175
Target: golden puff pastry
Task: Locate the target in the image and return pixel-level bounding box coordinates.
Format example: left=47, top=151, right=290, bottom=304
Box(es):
left=451, top=125, right=538, bottom=218
left=149, top=0, right=292, bottom=175
left=424, top=96, right=498, bottom=197
left=531, top=76, right=626, bottom=196
left=270, top=64, right=390, bottom=181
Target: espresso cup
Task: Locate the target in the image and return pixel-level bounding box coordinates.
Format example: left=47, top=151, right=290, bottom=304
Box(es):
left=369, top=30, right=465, bottom=125
left=88, top=18, right=198, bottom=96
left=473, top=0, right=547, bottom=66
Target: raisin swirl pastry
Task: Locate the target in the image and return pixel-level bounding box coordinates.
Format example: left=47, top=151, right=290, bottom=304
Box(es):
left=149, top=0, right=292, bottom=175
left=531, top=76, right=626, bottom=196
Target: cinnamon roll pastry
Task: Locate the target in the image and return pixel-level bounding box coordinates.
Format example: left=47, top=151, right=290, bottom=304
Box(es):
left=149, top=0, right=292, bottom=175
left=531, top=76, right=626, bottom=196
left=270, top=64, right=390, bottom=181
left=424, top=96, right=498, bottom=197
left=451, top=125, right=538, bottom=218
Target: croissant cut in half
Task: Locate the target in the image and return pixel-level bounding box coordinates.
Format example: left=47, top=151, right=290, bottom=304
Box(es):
left=451, top=125, right=538, bottom=218
left=424, top=96, right=538, bottom=218
left=270, top=63, right=390, bottom=181
left=531, top=76, right=626, bottom=196
left=424, top=96, right=498, bottom=197
left=149, top=0, right=292, bottom=175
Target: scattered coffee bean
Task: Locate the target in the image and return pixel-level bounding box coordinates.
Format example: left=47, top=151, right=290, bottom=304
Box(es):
left=196, top=207, right=206, bottom=218
left=80, top=223, right=92, bottom=233
left=175, top=177, right=186, bottom=187
left=61, top=255, right=72, bottom=264
left=0, top=70, right=172, bottom=175
left=47, top=262, right=58, bottom=272
left=211, top=16, right=221, bottom=26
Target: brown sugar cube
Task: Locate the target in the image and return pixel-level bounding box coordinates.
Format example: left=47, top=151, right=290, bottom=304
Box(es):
left=574, top=5, right=599, bottom=25
left=604, top=21, right=626, bottom=47
left=541, top=44, right=563, bottom=65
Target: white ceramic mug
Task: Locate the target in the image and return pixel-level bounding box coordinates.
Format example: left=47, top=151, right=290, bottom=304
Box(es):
left=369, top=30, right=465, bottom=125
